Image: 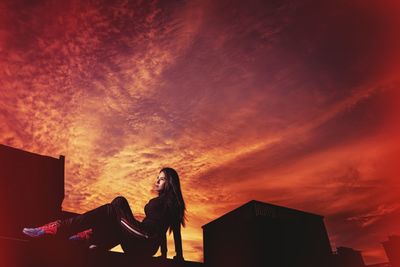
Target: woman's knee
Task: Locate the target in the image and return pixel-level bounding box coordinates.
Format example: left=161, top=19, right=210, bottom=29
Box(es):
left=111, top=196, right=129, bottom=207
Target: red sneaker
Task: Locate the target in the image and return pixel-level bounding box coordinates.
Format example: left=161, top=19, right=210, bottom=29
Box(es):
left=68, top=229, right=93, bottom=241
left=22, top=220, right=61, bottom=238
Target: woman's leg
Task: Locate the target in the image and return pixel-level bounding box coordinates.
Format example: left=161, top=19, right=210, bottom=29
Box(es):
left=23, top=197, right=129, bottom=240
left=93, top=196, right=141, bottom=249
left=23, top=196, right=144, bottom=251
left=109, top=197, right=154, bottom=256
left=23, top=203, right=118, bottom=239
left=65, top=196, right=142, bottom=249
left=60, top=203, right=119, bottom=237
left=110, top=196, right=138, bottom=225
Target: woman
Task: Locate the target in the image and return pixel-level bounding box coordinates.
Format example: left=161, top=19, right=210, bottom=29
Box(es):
left=23, top=167, right=186, bottom=260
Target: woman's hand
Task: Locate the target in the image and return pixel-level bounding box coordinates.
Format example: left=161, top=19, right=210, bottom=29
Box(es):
left=173, top=223, right=184, bottom=261
left=173, top=254, right=184, bottom=262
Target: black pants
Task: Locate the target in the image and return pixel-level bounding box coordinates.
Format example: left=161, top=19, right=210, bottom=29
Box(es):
left=61, top=196, right=157, bottom=256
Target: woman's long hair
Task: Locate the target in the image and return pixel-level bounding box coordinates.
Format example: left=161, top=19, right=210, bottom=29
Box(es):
left=159, top=167, right=186, bottom=229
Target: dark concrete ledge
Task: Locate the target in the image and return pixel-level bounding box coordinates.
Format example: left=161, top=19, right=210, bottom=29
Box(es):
left=0, top=237, right=203, bottom=267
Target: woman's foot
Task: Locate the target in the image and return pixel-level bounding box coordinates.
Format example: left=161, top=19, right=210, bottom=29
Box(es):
left=68, top=228, right=93, bottom=241
left=22, top=220, right=61, bottom=238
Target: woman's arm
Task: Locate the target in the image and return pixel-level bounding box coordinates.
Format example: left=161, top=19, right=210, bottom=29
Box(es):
left=160, top=232, right=167, bottom=258
left=172, top=223, right=184, bottom=260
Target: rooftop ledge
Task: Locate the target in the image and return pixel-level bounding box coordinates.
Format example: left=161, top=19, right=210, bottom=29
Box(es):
left=0, top=236, right=202, bottom=267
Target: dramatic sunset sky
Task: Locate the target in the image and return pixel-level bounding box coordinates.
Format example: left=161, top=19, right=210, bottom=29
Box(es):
left=1, top=0, right=399, bottom=264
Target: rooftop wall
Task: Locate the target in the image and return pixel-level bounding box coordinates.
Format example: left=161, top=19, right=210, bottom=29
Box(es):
left=0, top=144, right=65, bottom=236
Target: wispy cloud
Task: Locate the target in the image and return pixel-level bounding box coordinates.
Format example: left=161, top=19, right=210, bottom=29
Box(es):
left=347, top=204, right=400, bottom=228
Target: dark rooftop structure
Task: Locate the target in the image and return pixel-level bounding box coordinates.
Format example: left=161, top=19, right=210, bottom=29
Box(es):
left=202, top=200, right=333, bottom=267
left=366, top=263, right=390, bottom=267
left=382, top=235, right=400, bottom=267
left=332, top=247, right=366, bottom=267
left=0, top=144, right=65, bottom=237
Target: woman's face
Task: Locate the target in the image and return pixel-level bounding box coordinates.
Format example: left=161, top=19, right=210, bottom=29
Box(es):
left=155, top=171, right=167, bottom=193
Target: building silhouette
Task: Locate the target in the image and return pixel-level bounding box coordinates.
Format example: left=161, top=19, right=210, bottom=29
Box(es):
left=366, top=263, right=390, bottom=267
left=202, top=200, right=333, bottom=267
left=0, top=144, right=65, bottom=237
left=332, top=247, right=366, bottom=267
left=382, top=235, right=400, bottom=267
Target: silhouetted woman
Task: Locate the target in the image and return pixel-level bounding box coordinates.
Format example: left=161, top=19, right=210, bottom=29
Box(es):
left=23, top=167, right=186, bottom=260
